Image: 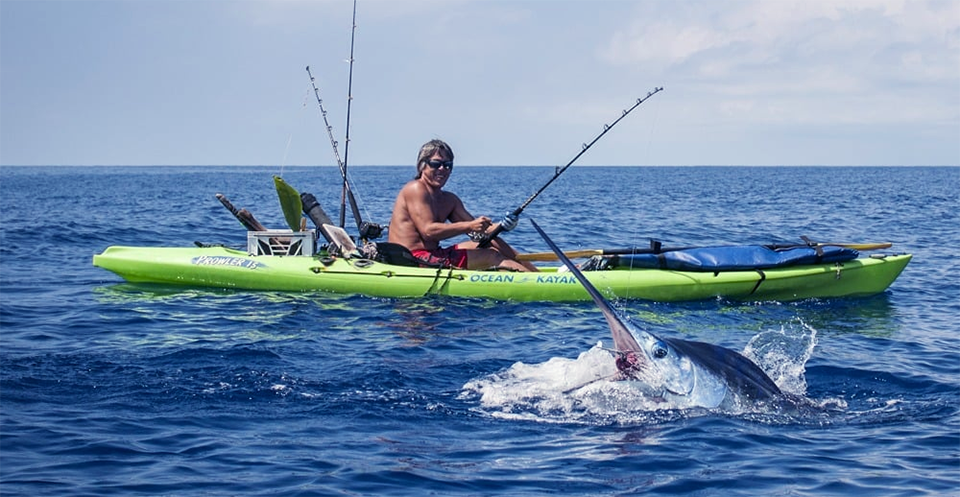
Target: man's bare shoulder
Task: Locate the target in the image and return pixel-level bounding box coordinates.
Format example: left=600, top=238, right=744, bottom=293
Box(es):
left=399, top=179, right=429, bottom=197
left=400, top=180, right=461, bottom=204
left=399, top=179, right=420, bottom=192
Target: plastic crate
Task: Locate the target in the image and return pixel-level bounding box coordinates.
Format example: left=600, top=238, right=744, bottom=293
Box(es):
left=246, top=230, right=316, bottom=256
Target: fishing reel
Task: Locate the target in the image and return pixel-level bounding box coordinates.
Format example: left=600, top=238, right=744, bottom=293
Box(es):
left=359, top=221, right=384, bottom=240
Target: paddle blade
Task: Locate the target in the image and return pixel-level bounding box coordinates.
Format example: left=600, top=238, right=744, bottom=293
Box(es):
left=274, top=176, right=303, bottom=231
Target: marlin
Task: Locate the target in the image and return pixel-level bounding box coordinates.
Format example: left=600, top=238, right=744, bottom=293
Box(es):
left=531, top=220, right=788, bottom=410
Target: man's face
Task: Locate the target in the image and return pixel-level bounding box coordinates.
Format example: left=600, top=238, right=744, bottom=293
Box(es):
left=421, top=151, right=454, bottom=187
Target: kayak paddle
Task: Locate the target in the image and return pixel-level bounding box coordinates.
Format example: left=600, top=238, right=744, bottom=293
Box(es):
left=274, top=176, right=304, bottom=231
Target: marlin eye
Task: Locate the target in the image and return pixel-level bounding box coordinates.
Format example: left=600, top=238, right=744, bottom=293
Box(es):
left=653, top=347, right=668, bottom=359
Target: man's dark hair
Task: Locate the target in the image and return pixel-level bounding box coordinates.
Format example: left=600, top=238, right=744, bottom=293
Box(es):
left=415, top=139, right=455, bottom=179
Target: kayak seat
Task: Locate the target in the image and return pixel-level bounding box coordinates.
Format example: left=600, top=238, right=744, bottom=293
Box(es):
left=369, top=242, right=433, bottom=268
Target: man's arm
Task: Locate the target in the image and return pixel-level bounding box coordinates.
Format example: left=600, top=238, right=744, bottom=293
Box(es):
left=404, top=185, right=489, bottom=243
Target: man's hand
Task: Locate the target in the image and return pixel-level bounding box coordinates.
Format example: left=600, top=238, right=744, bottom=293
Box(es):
left=468, top=216, right=492, bottom=234
left=499, top=212, right=519, bottom=232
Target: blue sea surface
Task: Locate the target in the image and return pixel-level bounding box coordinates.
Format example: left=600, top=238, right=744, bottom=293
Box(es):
left=1, top=165, right=958, bottom=496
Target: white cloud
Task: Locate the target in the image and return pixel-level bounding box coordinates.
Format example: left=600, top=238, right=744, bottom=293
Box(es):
left=597, top=0, right=959, bottom=129
left=603, top=0, right=958, bottom=80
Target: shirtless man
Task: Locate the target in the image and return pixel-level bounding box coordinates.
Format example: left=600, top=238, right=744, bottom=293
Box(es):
left=387, top=139, right=538, bottom=272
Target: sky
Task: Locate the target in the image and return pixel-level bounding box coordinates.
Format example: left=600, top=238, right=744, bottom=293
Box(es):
left=1, top=0, right=958, bottom=167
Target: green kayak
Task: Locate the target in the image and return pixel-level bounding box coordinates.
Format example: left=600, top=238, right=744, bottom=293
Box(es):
left=92, top=243, right=911, bottom=302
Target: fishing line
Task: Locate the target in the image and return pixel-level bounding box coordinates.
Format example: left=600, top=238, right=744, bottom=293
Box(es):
left=277, top=87, right=314, bottom=179
left=624, top=94, right=664, bottom=277
left=641, top=92, right=662, bottom=167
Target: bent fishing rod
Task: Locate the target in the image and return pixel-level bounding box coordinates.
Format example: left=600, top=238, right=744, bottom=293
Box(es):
left=477, top=86, right=664, bottom=248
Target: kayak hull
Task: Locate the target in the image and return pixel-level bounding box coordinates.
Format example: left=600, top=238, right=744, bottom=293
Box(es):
left=92, top=246, right=911, bottom=302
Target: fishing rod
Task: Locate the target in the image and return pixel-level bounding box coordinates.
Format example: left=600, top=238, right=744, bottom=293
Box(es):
left=304, top=36, right=384, bottom=240
left=477, top=87, right=664, bottom=247
left=340, top=0, right=358, bottom=231
left=305, top=65, right=360, bottom=227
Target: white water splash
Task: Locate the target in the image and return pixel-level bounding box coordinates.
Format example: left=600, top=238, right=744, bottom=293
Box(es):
left=462, top=343, right=691, bottom=424
left=743, top=317, right=817, bottom=396
left=463, top=320, right=833, bottom=423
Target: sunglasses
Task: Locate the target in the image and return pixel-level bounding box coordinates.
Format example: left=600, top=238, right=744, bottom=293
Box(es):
left=425, top=159, right=454, bottom=170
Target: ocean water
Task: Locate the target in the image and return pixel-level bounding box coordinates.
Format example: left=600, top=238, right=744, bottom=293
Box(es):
left=1, top=165, right=958, bottom=496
